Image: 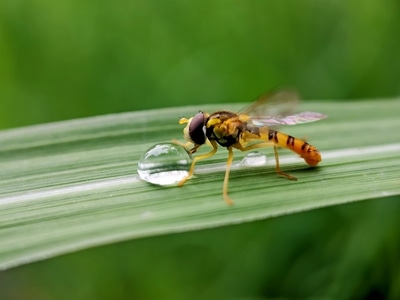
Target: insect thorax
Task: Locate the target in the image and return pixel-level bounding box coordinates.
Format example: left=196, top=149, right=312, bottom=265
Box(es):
left=205, top=111, right=245, bottom=147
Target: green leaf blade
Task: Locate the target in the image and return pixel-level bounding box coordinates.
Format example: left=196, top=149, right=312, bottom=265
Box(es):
left=1, top=99, right=400, bottom=270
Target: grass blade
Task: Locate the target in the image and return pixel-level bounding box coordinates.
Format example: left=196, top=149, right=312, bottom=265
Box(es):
left=0, top=99, right=399, bottom=270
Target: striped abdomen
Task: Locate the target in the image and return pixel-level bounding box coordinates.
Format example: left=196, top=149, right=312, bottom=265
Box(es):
left=267, top=129, right=321, bottom=166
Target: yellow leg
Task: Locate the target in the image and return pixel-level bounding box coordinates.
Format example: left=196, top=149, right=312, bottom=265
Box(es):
left=171, top=139, right=192, bottom=150
left=235, top=141, right=273, bottom=152
left=273, top=145, right=297, bottom=181
left=177, top=140, right=218, bottom=187
left=223, top=147, right=234, bottom=206
left=235, top=142, right=297, bottom=181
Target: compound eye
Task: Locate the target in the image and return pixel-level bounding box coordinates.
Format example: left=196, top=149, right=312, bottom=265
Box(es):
left=189, top=112, right=206, bottom=145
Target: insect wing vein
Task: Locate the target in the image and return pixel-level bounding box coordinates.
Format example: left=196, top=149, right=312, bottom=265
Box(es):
left=250, top=111, right=327, bottom=126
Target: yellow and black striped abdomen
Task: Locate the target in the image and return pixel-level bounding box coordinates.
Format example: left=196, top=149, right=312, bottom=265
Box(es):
left=266, top=129, right=321, bottom=166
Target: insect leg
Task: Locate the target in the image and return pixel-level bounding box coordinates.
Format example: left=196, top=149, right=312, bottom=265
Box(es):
left=177, top=140, right=218, bottom=187
left=223, top=146, right=234, bottom=206
left=172, top=139, right=192, bottom=150
left=235, top=142, right=297, bottom=181
left=235, top=142, right=273, bottom=152
left=273, top=145, right=297, bottom=181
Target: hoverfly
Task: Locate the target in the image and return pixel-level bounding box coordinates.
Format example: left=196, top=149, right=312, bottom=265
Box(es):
left=177, top=89, right=326, bottom=205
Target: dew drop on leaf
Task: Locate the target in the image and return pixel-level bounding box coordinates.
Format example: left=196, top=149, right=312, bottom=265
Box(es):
left=137, top=143, right=192, bottom=186
left=239, top=151, right=267, bottom=167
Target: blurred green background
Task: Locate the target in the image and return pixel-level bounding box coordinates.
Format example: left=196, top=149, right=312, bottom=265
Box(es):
left=1, top=0, right=399, bottom=129
left=1, top=0, right=400, bottom=299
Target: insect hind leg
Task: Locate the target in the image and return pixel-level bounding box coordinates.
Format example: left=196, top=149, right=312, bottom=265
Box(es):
left=273, top=145, right=297, bottom=181
left=235, top=142, right=297, bottom=181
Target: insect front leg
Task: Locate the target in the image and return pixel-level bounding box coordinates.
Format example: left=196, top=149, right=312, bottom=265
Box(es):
left=172, top=139, right=192, bottom=150
left=177, top=140, right=218, bottom=187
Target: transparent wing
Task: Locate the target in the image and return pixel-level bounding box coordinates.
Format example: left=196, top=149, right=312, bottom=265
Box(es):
left=240, top=88, right=299, bottom=117
left=250, top=111, right=327, bottom=126
left=240, top=88, right=326, bottom=126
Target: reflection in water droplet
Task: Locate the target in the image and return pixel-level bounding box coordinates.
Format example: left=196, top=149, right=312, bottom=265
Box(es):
left=239, top=151, right=267, bottom=167
left=137, top=143, right=192, bottom=186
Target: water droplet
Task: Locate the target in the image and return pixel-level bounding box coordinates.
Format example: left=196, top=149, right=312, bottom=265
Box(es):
left=140, top=211, right=154, bottom=219
left=137, top=143, right=192, bottom=186
left=239, top=151, right=267, bottom=167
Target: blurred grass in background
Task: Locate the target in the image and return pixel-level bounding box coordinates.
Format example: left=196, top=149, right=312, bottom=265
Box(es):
left=1, top=0, right=400, bottom=299
left=1, top=0, right=399, bottom=129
